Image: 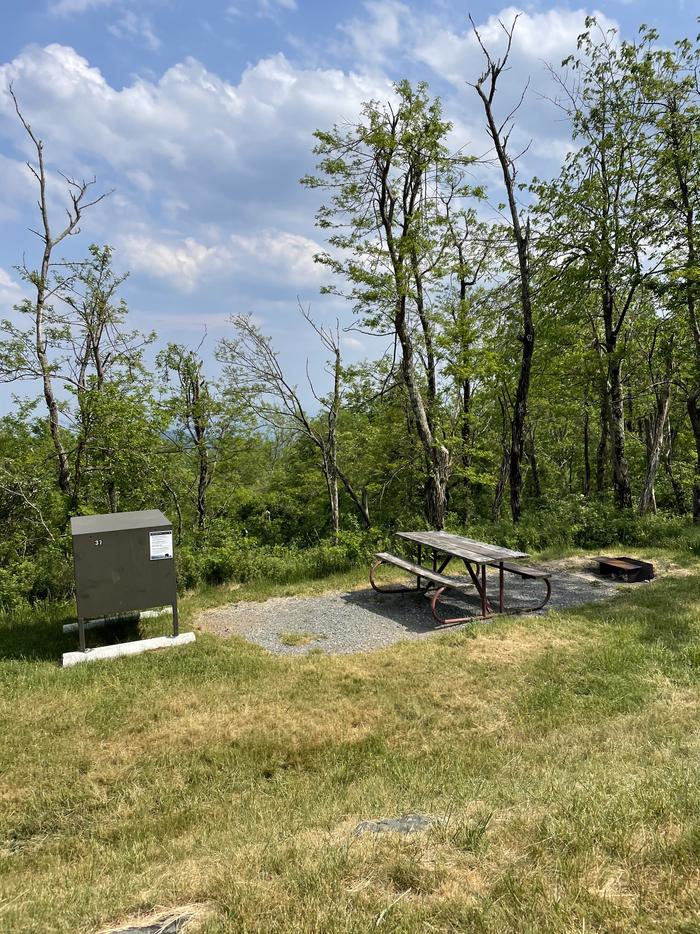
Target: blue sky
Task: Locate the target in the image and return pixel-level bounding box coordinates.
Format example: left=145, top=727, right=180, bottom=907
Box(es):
left=0, top=0, right=696, bottom=409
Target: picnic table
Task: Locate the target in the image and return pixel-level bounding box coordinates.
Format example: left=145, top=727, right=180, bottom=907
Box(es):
left=370, top=530, right=551, bottom=625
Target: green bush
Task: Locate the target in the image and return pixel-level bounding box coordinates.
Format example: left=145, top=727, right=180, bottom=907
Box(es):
left=194, top=529, right=387, bottom=588
left=454, top=497, right=700, bottom=553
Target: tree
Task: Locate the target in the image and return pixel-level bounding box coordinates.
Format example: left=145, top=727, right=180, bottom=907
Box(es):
left=535, top=22, right=664, bottom=509
left=219, top=308, right=368, bottom=537
left=61, top=245, right=153, bottom=510
left=302, top=81, right=476, bottom=528
left=158, top=338, right=221, bottom=532
left=0, top=88, right=110, bottom=497
left=645, top=31, right=700, bottom=518
left=470, top=15, right=536, bottom=522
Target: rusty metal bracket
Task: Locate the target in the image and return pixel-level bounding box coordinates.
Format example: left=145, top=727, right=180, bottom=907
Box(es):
left=501, top=576, right=552, bottom=614
left=430, top=586, right=490, bottom=625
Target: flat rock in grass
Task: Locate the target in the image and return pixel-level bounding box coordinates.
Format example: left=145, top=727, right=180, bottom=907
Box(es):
left=354, top=813, right=435, bottom=836
left=100, top=912, right=192, bottom=934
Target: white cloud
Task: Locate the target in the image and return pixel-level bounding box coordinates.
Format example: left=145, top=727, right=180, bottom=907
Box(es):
left=0, top=155, right=36, bottom=221
left=118, top=229, right=325, bottom=292
left=119, top=233, right=230, bottom=291
left=0, top=42, right=394, bottom=270
left=226, top=0, right=297, bottom=19
left=49, top=0, right=116, bottom=15
left=341, top=334, right=364, bottom=350
left=341, top=0, right=408, bottom=66
left=415, top=7, right=619, bottom=88
left=0, top=267, right=22, bottom=311
left=108, top=11, right=161, bottom=52
left=0, top=44, right=389, bottom=186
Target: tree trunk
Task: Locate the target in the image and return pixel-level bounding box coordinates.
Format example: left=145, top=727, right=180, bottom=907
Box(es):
left=327, top=467, right=340, bottom=538
left=526, top=431, right=541, bottom=500
left=509, top=300, right=535, bottom=522
left=664, top=96, right=700, bottom=518
left=337, top=465, right=371, bottom=528
left=10, top=91, right=107, bottom=499
left=595, top=384, right=609, bottom=493
left=583, top=411, right=591, bottom=497
left=687, top=395, right=700, bottom=521
left=196, top=444, right=209, bottom=531
left=163, top=474, right=183, bottom=545
left=663, top=423, right=689, bottom=515
left=460, top=376, right=472, bottom=518
left=37, top=268, right=71, bottom=495
left=473, top=51, right=535, bottom=524
left=639, top=371, right=672, bottom=516
left=608, top=357, right=632, bottom=509
left=395, top=298, right=451, bottom=528
left=106, top=477, right=118, bottom=513
left=425, top=444, right=451, bottom=530
left=492, top=448, right=509, bottom=521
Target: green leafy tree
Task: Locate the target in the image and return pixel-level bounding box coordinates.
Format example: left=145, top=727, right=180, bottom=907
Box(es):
left=534, top=21, right=665, bottom=509
left=302, top=80, right=479, bottom=528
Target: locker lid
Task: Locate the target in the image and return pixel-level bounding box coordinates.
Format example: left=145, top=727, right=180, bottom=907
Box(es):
left=70, top=510, right=171, bottom=536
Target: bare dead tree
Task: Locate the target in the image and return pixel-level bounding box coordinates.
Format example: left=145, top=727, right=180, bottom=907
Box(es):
left=3, top=87, right=111, bottom=496
left=220, top=306, right=370, bottom=537
left=470, top=15, right=535, bottom=523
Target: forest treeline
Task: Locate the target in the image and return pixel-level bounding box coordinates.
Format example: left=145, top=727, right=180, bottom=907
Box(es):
left=1, top=18, right=700, bottom=606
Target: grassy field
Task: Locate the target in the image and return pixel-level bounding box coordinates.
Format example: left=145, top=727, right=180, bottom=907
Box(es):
left=0, top=554, right=699, bottom=933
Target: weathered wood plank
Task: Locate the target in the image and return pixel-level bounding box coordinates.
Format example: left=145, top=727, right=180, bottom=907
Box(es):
left=396, top=530, right=528, bottom=562
left=373, top=552, right=468, bottom=589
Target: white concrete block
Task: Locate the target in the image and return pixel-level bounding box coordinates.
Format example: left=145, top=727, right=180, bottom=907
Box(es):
left=62, top=631, right=195, bottom=667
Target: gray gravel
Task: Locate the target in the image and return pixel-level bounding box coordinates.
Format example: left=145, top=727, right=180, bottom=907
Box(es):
left=197, top=564, right=621, bottom=656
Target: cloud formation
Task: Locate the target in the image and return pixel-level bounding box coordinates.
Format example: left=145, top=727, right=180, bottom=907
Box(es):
left=0, top=0, right=622, bottom=367
left=0, top=42, right=391, bottom=295
left=226, top=0, right=298, bottom=18
left=0, top=267, right=23, bottom=315
left=49, top=0, right=117, bottom=16
left=108, top=11, right=161, bottom=51
left=118, top=228, right=325, bottom=292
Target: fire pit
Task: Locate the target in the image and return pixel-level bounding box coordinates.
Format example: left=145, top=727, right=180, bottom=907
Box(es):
left=595, top=556, right=654, bottom=583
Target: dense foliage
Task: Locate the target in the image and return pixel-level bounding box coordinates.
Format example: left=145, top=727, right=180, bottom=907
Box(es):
left=2, top=19, right=700, bottom=607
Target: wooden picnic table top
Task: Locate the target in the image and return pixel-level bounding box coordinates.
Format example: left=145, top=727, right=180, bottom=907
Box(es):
left=395, top=530, right=529, bottom=564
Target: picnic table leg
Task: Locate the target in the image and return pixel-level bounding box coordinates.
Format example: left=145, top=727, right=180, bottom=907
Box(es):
left=499, top=562, right=504, bottom=613
left=460, top=560, right=493, bottom=617
left=481, top=563, right=490, bottom=618
left=416, top=544, right=422, bottom=589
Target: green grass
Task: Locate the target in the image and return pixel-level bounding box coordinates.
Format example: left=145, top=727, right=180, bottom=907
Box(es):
left=0, top=560, right=699, bottom=932
left=278, top=631, right=326, bottom=647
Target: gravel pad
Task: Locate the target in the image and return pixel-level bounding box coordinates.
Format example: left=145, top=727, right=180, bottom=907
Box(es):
left=198, top=567, right=620, bottom=656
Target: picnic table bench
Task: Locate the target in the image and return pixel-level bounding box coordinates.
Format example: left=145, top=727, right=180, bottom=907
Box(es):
left=370, top=531, right=551, bottom=625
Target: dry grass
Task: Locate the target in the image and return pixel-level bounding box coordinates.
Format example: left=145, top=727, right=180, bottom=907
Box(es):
left=0, top=560, right=698, bottom=931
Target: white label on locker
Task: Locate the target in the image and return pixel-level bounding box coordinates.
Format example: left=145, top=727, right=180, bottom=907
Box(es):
left=149, top=530, right=173, bottom=560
